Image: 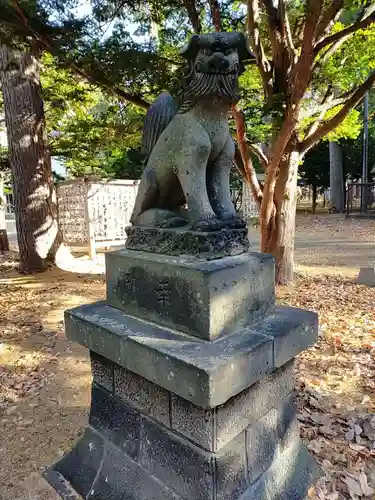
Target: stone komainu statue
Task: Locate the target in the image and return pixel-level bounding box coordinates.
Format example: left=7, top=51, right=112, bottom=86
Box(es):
left=130, top=32, right=254, bottom=232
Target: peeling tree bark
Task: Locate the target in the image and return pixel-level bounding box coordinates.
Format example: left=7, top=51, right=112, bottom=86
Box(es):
left=0, top=45, right=63, bottom=273
left=261, top=150, right=300, bottom=285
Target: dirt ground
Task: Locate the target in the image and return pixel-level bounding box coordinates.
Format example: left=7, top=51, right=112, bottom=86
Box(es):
left=0, top=214, right=375, bottom=500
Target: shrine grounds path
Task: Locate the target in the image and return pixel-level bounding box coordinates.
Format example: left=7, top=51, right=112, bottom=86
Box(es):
left=0, top=214, right=374, bottom=500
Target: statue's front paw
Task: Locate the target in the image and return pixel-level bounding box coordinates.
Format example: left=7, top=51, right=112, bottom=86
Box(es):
left=192, top=218, right=222, bottom=232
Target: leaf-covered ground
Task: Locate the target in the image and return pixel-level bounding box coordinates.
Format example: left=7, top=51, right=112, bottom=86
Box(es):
left=0, top=215, right=374, bottom=499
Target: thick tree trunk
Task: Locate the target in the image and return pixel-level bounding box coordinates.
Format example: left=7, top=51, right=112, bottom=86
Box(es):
left=0, top=173, right=9, bottom=251
left=0, top=171, right=6, bottom=231
left=0, top=46, right=62, bottom=273
left=329, top=141, right=345, bottom=212
left=261, top=151, right=300, bottom=285
left=312, top=184, right=317, bottom=214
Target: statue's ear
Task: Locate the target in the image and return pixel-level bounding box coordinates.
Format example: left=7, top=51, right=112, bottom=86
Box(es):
left=180, top=34, right=200, bottom=59
left=236, top=33, right=255, bottom=62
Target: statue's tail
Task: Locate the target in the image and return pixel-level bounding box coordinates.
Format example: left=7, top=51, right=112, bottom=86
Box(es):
left=142, top=91, right=179, bottom=161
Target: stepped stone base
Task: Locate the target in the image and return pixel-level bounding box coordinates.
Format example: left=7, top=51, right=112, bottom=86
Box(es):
left=44, top=355, right=320, bottom=500
left=44, top=249, right=321, bottom=499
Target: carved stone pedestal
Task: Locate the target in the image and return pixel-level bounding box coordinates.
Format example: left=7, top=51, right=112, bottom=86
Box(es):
left=44, top=249, right=321, bottom=500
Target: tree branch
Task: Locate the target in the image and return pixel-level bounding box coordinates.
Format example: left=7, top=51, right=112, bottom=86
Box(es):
left=183, top=0, right=202, bottom=33
left=314, top=4, right=375, bottom=57
left=247, top=0, right=272, bottom=101
left=278, top=0, right=295, bottom=54
left=300, top=69, right=375, bottom=153
left=315, top=0, right=344, bottom=41
left=290, top=0, right=323, bottom=105
left=262, top=0, right=294, bottom=98
left=208, top=0, right=222, bottom=31
left=232, top=107, right=264, bottom=207
left=302, top=94, right=344, bottom=138
left=11, top=0, right=150, bottom=109
left=248, top=142, right=268, bottom=170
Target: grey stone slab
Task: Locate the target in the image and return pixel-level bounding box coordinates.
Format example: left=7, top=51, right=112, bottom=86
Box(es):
left=277, top=393, right=300, bottom=454
left=171, top=393, right=214, bottom=450
left=91, top=351, right=114, bottom=392
left=89, top=384, right=141, bottom=459
left=64, top=301, right=273, bottom=408
left=215, top=433, right=248, bottom=500
left=139, top=417, right=214, bottom=500
left=170, top=362, right=295, bottom=452
left=246, top=392, right=300, bottom=484
left=246, top=406, right=279, bottom=483
left=256, top=306, right=318, bottom=368
left=44, top=427, right=183, bottom=500
left=44, top=427, right=104, bottom=499
left=241, top=439, right=321, bottom=500
left=91, top=441, right=182, bottom=500
left=105, top=249, right=275, bottom=340
left=357, top=267, right=375, bottom=287
left=215, top=361, right=295, bottom=450
left=115, top=365, right=171, bottom=427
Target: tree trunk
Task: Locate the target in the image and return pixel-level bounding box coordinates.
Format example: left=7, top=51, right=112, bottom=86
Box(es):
left=261, top=151, right=300, bottom=285
left=312, top=184, right=317, bottom=214
left=0, top=171, right=6, bottom=231
left=0, top=46, right=62, bottom=273
left=329, top=141, right=345, bottom=212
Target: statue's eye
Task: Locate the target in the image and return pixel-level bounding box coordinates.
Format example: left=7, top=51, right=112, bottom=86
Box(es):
left=224, top=49, right=232, bottom=56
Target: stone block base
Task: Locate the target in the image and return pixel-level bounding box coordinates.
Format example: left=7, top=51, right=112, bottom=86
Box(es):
left=45, top=247, right=320, bottom=499
left=357, top=267, right=375, bottom=287
left=44, top=354, right=320, bottom=500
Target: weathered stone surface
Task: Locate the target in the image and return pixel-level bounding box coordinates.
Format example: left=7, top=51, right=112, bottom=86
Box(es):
left=44, top=427, right=183, bottom=500
left=44, top=428, right=104, bottom=499
left=91, top=351, right=114, bottom=392
left=215, top=433, right=248, bottom=500
left=246, top=406, right=279, bottom=483
left=139, top=417, right=214, bottom=500
left=115, top=365, right=171, bottom=426
left=169, top=362, right=295, bottom=452
left=45, top=369, right=318, bottom=500
left=256, top=306, right=318, bottom=368
left=125, top=226, right=250, bottom=259
left=89, top=385, right=141, bottom=459
left=277, top=393, right=300, bottom=454
left=171, top=393, right=214, bottom=450
left=357, top=266, right=375, bottom=287
left=64, top=301, right=274, bottom=407
left=130, top=33, right=254, bottom=233
left=241, top=439, right=322, bottom=500
left=106, top=249, right=275, bottom=340
left=215, top=361, right=295, bottom=450
left=90, top=442, right=182, bottom=500
left=246, top=393, right=298, bottom=483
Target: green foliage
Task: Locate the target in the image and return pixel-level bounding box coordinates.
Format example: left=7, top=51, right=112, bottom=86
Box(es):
left=41, top=52, right=145, bottom=178
left=325, top=108, right=362, bottom=142
left=2, top=0, right=375, bottom=184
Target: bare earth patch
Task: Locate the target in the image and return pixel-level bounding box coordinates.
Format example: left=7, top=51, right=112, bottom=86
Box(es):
left=0, top=215, right=375, bottom=499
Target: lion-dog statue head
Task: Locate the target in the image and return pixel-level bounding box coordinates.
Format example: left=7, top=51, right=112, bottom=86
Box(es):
left=179, top=32, right=254, bottom=110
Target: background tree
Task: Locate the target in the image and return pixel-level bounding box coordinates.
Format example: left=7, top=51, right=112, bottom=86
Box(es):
left=2, top=0, right=375, bottom=282
left=0, top=45, right=64, bottom=272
